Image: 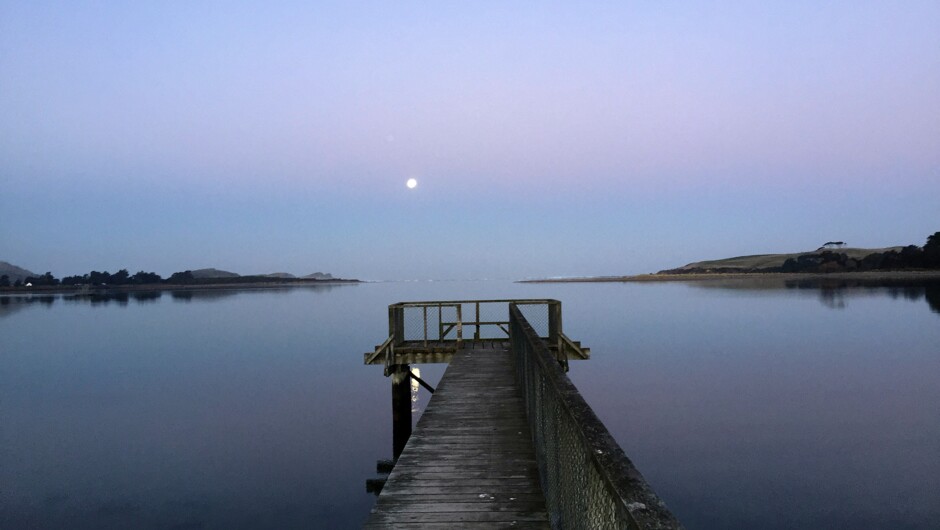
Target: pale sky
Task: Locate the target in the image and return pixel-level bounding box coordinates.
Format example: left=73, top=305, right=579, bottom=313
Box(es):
left=2, top=1, right=938, bottom=279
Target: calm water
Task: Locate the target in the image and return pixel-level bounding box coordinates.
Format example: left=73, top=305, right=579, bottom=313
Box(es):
left=2, top=280, right=938, bottom=529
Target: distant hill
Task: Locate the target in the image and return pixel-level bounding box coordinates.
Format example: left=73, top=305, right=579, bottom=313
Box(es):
left=0, top=261, right=38, bottom=283
left=660, top=247, right=904, bottom=274
left=187, top=269, right=337, bottom=279
left=189, top=268, right=240, bottom=279
left=525, top=234, right=938, bottom=282
left=262, top=272, right=296, bottom=279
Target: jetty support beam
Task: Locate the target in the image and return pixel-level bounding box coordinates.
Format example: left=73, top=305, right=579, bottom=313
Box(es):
left=390, top=364, right=412, bottom=459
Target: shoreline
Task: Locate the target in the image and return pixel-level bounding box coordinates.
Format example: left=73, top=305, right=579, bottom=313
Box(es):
left=0, top=279, right=360, bottom=296
left=519, top=270, right=940, bottom=283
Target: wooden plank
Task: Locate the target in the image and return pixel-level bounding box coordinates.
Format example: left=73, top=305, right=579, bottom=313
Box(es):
left=381, top=480, right=541, bottom=491
left=365, top=346, right=549, bottom=528
left=370, top=502, right=546, bottom=514
left=364, top=511, right=551, bottom=525
left=392, top=453, right=537, bottom=462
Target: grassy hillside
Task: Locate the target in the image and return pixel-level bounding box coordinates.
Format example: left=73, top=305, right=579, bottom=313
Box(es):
left=0, top=261, right=38, bottom=283
left=668, top=247, right=904, bottom=272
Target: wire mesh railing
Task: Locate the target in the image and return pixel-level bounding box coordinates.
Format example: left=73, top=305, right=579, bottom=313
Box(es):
left=394, top=299, right=559, bottom=343
left=509, top=304, right=682, bottom=530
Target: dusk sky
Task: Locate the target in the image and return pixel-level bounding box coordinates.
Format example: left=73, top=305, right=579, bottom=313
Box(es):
left=2, top=1, right=938, bottom=280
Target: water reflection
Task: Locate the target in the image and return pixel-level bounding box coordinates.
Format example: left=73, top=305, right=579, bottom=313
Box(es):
left=411, top=367, right=423, bottom=413
left=3, top=279, right=936, bottom=529
left=1, top=282, right=375, bottom=529
left=786, top=278, right=940, bottom=313
left=688, top=277, right=940, bottom=314
left=0, top=284, right=357, bottom=316
left=0, top=295, right=56, bottom=318
left=166, top=284, right=351, bottom=302
left=168, top=289, right=240, bottom=302
left=569, top=278, right=940, bottom=529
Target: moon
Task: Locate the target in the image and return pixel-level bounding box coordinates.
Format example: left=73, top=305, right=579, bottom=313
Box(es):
left=406, top=178, right=418, bottom=189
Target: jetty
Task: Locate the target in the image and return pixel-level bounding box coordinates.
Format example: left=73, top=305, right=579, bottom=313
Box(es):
left=364, top=299, right=680, bottom=529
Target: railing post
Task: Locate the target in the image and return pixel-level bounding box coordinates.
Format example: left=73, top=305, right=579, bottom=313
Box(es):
left=549, top=300, right=562, bottom=348
left=389, top=305, right=405, bottom=345
left=456, top=304, right=463, bottom=344
left=474, top=302, right=481, bottom=340
left=423, top=306, right=428, bottom=346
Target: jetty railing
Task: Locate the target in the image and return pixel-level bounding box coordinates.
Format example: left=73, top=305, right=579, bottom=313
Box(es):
left=394, top=299, right=555, bottom=342
left=365, top=299, right=589, bottom=375
left=510, top=303, right=682, bottom=530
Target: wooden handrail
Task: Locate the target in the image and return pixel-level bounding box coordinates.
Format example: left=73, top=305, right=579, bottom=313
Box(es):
left=364, top=299, right=588, bottom=368
left=560, top=332, right=591, bottom=360
left=364, top=334, right=393, bottom=366
left=392, top=298, right=559, bottom=307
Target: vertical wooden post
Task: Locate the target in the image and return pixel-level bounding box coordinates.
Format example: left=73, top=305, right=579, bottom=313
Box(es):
left=474, top=302, right=481, bottom=340
left=391, top=364, right=412, bottom=460
left=549, top=301, right=563, bottom=359
left=389, top=305, right=404, bottom=345
left=548, top=301, right=562, bottom=340
left=438, top=304, right=443, bottom=341
left=396, top=307, right=405, bottom=343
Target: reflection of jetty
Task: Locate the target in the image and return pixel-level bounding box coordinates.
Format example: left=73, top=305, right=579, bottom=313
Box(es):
left=364, top=300, right=680, bottom=528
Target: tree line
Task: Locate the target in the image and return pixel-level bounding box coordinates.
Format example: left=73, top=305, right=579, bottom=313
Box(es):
left=0, top=269, right=167, bottom=287
left=0, top=269, right=201, bottom=287
left=780, top=231, right=940, bottom=273
left=1, top=269, right=347, bottom=288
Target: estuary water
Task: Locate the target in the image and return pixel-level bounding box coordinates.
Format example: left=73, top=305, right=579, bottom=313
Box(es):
left=1, top=279, right=938, bottom=529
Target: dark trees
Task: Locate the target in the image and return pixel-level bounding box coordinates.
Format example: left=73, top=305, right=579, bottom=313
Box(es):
left=925, top=231, right=940, bottom=267
left=166, top=271, right=196, bottom=284
left=111, top=269, right=131, bottom=285
left=131, top=271, right=162, bottom=284
left=782, top=232, right=940, bottom=273
left=59, top=269, right=164, bottom=285
left=23, top=272, right=60, bottom=286
left=87, top=271, right=110, bottom=285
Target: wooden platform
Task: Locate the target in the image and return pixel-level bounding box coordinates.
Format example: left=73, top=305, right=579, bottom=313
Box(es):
left=364, top=337, right=589, bottom=367
left=364, top=342, right=550, bottom=529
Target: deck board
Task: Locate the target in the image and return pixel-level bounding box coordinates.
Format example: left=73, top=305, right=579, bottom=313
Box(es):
left=364, top=345, right=550, bottom=529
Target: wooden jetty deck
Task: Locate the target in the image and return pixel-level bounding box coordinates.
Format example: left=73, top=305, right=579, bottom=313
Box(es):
left=364, top=341, right=551, bottom=528
left=364, top=300, right=681, bottom=530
